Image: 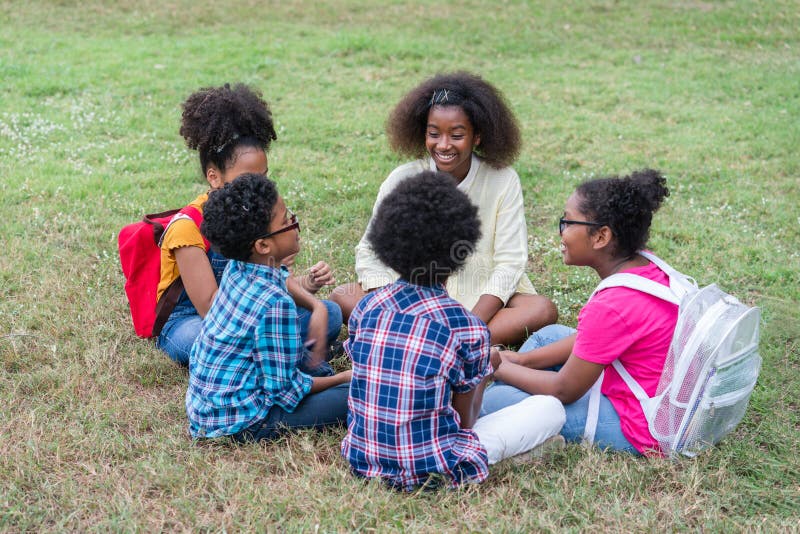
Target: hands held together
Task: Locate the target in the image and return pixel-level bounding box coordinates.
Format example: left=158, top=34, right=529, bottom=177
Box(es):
left=490, top=346, right=518, bottom=374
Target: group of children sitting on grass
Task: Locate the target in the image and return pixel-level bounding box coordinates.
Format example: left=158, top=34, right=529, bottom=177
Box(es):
left=156, top=72, right=679, bottom=491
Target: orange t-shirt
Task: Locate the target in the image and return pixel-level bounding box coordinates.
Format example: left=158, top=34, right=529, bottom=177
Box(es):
left=157, top=193, right=208, bottom=301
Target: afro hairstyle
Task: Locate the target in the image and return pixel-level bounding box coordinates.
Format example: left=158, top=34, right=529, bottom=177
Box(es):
left=367, top=170, right=481, bottom=286
left=386, top=71, right=521, bottom=169
left=200, top=173, right=279, bottom=261
left=180, top=83, right=277, bottom=175
left=576, top=168, right=670, bottom=258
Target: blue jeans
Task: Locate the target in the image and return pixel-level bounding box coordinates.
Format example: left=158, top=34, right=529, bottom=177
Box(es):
left=158, top=298, right=343, bottom=366
left=231, top=383, right=350, bottom=442
left=481, top=324, right=639, bottom=454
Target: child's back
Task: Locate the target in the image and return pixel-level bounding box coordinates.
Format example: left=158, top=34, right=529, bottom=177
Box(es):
left=342, top=280, right=491, bottom=489
left=187, top=260, right=309, bottom=438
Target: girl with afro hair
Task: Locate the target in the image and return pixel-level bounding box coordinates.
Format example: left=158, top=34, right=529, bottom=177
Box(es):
left=482, top=169, right=677, bottom=456
left=332, top=71, right=557, bottom=346
left=157, top=83, right=340, bottom=366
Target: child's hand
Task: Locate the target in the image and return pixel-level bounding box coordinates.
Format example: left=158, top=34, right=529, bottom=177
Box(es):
left=490, top=346, right=502, bottom=370
left=491, top=346, right=518, bottom=371
left=305, top=261, right=335, bottom=293
left=499, top=350, right=519, bottom=365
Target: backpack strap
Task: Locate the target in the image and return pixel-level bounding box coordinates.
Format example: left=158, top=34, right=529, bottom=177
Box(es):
left=158, top=205, right=209, bottom=250
left=611, top=360, right=651, bottom=402
left=151, top=205, right=207, bottom=338
left=591, top=251, right=696, bottom=304
left=593, top=273, right=681, bottom=305
left=152, top=279, right=185, bottom=339
left=638, top=251, right=697, bottom=298
left=583, top=372, right=604, bottom=446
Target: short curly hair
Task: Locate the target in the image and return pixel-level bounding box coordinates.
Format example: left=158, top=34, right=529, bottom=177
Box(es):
left=200, top=173, right=279, bottom=261
left=576, top=169, right=670, bottom=258
left=386, top=71, right=521, bottom=169
left=180, top=83, right=277, bottom=176
left=367, top=171, right=481, bottom=286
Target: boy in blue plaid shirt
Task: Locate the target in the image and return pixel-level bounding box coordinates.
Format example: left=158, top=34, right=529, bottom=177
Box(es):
left=341, top=171, right=565, bottom=490
left=186, top=173, right=351, bottom=442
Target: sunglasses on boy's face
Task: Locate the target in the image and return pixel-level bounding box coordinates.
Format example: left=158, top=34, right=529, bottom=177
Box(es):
left=558, top=216, right=603, bottom=235
left=255, top=209, right=300, bottom=241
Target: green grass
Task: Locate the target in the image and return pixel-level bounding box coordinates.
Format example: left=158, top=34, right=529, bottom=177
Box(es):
left=1, top=0, right=798, bottom=530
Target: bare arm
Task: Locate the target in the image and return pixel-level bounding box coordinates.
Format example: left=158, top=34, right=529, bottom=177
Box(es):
left=510, top=334, right=577, bottom=369
left=310, top=370, right=352, bottom=393
left=287, top=276, right=328, bottom=366
left=452, top=374, right=492, bottom=429
left=493, top=351, right=603, bottom=404
left=174, top=246, right=218, bottom=318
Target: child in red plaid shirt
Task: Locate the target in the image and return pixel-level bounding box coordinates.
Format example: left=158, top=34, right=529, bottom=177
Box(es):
left=341, top=171, right=565, bottom=490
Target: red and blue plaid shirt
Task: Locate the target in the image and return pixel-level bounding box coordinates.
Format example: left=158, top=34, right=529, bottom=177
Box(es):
left=341, top=280, right=492, bottom=490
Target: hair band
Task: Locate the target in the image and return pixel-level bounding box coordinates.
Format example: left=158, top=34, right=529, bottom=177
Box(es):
left=429, top=89, right=464, bottom=107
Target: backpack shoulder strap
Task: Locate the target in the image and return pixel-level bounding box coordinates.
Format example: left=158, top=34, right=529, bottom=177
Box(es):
left=611, top=360, right=651, bottom=402
left=637, top=250, right=678, bottom=276
left=179, top=205, right=209, bottom=250
left=179, top=205, right=203, bottom=225
left=593, top=273, right=681, bottom=305
left=158, top=205, right=210, bottom=250
left=638, top=250, right=698, bottom=298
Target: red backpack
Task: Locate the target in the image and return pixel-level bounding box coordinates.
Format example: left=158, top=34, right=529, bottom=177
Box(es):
left=118, top=206, right=208, bottom=338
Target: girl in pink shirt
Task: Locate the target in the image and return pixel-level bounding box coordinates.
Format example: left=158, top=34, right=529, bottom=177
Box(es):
left=482, top=169, right=676, bottom=455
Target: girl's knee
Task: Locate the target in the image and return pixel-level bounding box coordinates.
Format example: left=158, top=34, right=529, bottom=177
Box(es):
left=529, top=295, right=558, bottom=326
left=508, top=294, right=558, bottom=333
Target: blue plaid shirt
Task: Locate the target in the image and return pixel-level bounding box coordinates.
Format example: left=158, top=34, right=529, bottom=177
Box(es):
left=341, top=280, right=492, bottom=490
left=186, top=261, right=313, bottom=438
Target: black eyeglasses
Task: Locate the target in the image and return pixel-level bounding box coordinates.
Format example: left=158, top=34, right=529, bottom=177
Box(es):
left=559, top=217, right=603, bottom=235
left=254, top=209, right=300, bottom=241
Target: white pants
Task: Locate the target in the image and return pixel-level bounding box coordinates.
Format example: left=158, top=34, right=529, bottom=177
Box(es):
left=473, top=395, right=566, bottom=464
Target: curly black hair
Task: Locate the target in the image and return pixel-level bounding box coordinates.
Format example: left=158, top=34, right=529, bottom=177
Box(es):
left=386, top=71, right=521, bottom=169
left=576, top=169, right=670, bottom=258
left=200, top=173, right=279, bottom=261
left=180, top=83, right=277, bottom=176
left=367, top=171, right=482, bottom=286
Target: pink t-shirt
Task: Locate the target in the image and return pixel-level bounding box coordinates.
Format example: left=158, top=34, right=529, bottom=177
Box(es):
left=572, top=262, right=679, bottom=455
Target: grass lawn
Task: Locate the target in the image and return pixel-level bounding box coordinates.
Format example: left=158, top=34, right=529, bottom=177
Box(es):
left=1, top=0, right=798, bottom=530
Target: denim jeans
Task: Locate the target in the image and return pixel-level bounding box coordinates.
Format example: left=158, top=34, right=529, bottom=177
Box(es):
left=480, top=324, right=640, bottom=454
left=231, top=383, right=350, bottom=442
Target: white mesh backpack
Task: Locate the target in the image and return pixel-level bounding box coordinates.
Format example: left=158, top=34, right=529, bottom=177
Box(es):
left=583, top=251, right=762, bottom=458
